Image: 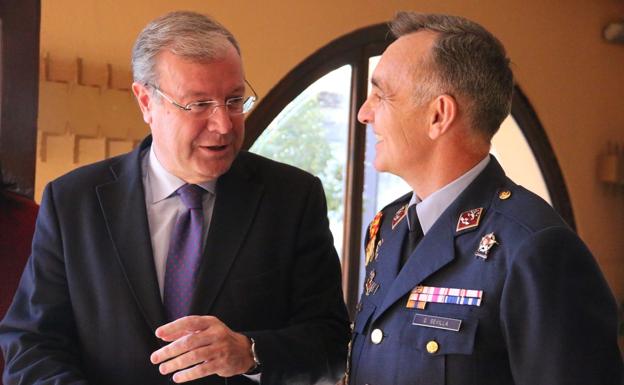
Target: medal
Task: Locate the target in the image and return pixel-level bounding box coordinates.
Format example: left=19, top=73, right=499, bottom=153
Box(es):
left=475, top=232, right=498, bottom=259
left=365, top=211, right=383, bottom=266
left=364, top=270, right=380, bottom=296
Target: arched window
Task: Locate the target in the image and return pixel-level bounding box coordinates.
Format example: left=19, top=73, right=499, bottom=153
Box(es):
left=244, top=24, right=574, bottom=316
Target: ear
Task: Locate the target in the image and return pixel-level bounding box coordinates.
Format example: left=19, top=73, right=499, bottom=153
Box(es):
left=427, top=94, right=457, bottom=140
left=132, top=82, right=154, bottom=125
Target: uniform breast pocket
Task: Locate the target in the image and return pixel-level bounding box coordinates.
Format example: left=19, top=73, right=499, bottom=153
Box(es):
left=397, top=312, right=479, bottom=385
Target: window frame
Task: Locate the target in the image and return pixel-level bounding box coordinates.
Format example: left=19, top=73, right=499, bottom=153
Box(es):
left=0, top=0, right=40, bottom=197
left=244, top=23, right=575, bottom=317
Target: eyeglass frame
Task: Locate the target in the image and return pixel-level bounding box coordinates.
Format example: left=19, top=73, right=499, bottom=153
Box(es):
left=147, top=79, right=258, bottom=116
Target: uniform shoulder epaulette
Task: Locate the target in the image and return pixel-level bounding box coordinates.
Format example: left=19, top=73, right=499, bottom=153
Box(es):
left=492, top=183, right=567, bottom=231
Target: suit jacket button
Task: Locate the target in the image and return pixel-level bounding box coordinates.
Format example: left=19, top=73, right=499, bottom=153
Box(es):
left=426, top=340, right=439, bottom=354
left=370, top=328, right=383, bottom=344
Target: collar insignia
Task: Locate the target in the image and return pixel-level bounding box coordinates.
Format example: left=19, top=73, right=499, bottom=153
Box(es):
left=391, top=204, right=408, bottom=229
left=456, top=207, right=484, bottom=232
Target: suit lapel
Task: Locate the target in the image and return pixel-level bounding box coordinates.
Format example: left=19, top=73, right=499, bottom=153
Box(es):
left=372, top=157, right=508, bottom=321
left=191, top=154, right=264, bottom=314
left=96, top=137, right=167, bottom=332
left=369, top=209, right=407, bottom=302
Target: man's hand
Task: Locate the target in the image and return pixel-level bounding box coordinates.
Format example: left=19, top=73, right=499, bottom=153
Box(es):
left=150, top=316, right=255, bottom=383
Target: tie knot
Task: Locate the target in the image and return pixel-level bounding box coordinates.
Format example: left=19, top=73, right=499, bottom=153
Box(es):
left=177, top=184, right=204, bottom=209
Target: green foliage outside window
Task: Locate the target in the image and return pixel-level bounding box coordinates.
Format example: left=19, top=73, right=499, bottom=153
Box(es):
left=251, top=97, right=344, bottom=222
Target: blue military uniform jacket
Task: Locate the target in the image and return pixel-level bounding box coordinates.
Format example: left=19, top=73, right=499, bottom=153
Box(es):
left=349, top=157, right=622, bottom=385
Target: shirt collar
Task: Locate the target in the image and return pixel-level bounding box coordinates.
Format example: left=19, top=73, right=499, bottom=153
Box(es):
left=408, top=155, right=490, bottom=234
left=146, top=145, right=216, bottom=204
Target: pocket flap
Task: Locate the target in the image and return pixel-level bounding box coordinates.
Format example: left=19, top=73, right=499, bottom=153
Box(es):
left=402, top=313, right=478, bottom=355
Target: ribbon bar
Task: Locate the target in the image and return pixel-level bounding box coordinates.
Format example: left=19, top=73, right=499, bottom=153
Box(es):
left=406, top=285, right=483, bottom=308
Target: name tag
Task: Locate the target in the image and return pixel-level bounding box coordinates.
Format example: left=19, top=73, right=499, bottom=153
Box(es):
left=412, top=313, right=462, bottom=332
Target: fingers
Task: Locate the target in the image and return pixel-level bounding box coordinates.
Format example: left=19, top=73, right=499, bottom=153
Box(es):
left=151, top=316, right=255, bottom=381
left=169, top=357, right=234, bottom=383
left=160, top=345, right=247, bottom=382
left=151, top=328, right=213, bottom=365
left=158, top=345, right=212, bottom=376
left=170, top=360, right=215, bottom=383
left=155, top=315, right=218, bottom=342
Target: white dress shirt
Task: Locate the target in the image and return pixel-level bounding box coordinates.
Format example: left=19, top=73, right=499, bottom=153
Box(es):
left=141, top=146, right=216, bottom=298
left=141, top=148, right=261, bottom=381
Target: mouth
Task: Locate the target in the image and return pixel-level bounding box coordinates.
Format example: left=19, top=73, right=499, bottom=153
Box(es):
left=374, top=133, right=383, bottom=142
left=200, top=144, right=229, bottom=152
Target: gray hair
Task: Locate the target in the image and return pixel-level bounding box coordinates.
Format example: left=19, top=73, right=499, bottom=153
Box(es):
left=390, top=12, right=513, bottom=139
left=132, top=11, right=241, bottom=86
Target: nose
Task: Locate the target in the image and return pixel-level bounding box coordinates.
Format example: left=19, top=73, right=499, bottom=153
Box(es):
left=208, top=105, right=234, bottom=134
left=358, top=97, right=373, bottom=125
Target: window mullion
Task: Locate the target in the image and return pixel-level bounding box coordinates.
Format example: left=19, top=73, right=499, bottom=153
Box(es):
left=341, top=49, right=369, bottom=319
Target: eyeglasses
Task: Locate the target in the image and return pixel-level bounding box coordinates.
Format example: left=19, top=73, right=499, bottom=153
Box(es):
left=148, top=79, right=258, bottom=117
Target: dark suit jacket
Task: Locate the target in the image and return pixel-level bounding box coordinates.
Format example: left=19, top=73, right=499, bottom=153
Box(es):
left=0, top=137, right=350, bottom=385
left=350, top=157, right=622, bottom=385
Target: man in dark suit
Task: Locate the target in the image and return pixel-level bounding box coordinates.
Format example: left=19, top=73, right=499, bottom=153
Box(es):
left=348, top=12, right=622, bottom=385
left=0, top=11, right=349, bottom=385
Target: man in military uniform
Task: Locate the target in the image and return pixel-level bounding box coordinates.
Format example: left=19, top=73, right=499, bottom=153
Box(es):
left=348, top=12, right=623, bottom=385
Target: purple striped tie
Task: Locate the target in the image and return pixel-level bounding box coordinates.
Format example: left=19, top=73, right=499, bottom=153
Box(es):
left=163, top=184, right=205, bottom=321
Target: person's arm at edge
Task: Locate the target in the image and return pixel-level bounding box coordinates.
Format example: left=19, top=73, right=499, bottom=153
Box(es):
left=0, top=182, right=88, bottom=385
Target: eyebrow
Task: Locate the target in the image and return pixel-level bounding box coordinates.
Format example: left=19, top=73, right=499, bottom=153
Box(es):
left=370, top=77, right=385, bottom=92
left=182, top=84, right=246, bottom=100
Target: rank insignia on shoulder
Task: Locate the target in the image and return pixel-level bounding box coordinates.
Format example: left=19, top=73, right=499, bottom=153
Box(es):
left=456, top=207, right=484, bottom=232
left=475, top=232, right=498, bottom=259
left=391, top=204, right=408, bottom=229
left=364, top=270, right=380, bottom=296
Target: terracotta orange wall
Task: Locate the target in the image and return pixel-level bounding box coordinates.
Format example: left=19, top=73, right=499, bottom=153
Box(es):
left=39, top=0, right=623, bottom=302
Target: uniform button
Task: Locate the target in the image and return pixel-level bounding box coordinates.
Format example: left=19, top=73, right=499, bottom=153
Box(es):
left=370, top=328, right=383, bottom=344
left=426, top=340, right=439, bottom=354
left=498, top=189, right=512, bottom=200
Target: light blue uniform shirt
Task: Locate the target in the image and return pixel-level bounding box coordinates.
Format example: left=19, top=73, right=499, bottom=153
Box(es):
left=408, top=155, right=490, bottom=234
